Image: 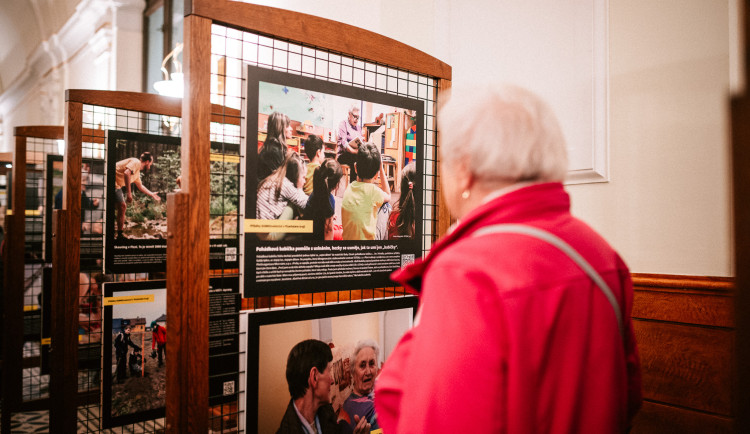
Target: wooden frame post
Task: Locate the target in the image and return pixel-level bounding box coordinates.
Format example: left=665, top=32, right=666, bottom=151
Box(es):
left=165, top=14, right=212, bottom=433
left=436, top=79, right=453, bottom=237
left=49, top=102, right=82, bottom=432
left=1, top=134, right=27, bottom=432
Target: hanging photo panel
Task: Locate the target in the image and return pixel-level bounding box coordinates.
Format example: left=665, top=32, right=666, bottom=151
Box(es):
left=104, top=130, right=240, bottom=273
left=246, top=296, right=418, bottom=433
left=243, top=65, right=424, bottom=297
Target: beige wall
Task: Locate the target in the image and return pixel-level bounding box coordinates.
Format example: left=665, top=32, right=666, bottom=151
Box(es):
left=0, top=0, right=734, bottom=276
left=252, top=0, right=734, bottom=277
left=0, top=0, right=144, bottom=152
left=574, top=0, right=732, bottom=276
left=389, top=0, right=733, bottom=277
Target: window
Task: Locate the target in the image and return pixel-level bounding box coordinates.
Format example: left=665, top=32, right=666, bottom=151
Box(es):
left=143, top=0, right=184, bottom=94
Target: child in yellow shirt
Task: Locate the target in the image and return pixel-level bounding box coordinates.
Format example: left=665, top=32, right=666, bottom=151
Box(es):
left=303, top=135, right=326, bottom=195
left=341, top=142, right=391, bottom=240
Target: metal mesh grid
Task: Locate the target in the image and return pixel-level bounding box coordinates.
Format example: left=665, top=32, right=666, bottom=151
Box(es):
left=75, top=108, right=176, bottom=433
left=21, top=137, right=58, bottom=407
left=210, top=25, right=439, bottom=316
left=72, top=102, right=244, bottom=432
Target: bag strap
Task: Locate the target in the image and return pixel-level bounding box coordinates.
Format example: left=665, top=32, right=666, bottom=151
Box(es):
left=472, top=224, right=624, bottom=339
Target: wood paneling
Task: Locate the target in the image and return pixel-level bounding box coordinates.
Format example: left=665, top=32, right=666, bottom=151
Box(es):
left=188, top=1, right=451, bottom=81
left=632, top=401, right=733, bottom=434
left=632, top=290, right=734, bottom=328
left=731, top=4, right=750, bottom=426
left=630, top=274, right=736, bottom=433
left=634, top=320, right=734, bottom=415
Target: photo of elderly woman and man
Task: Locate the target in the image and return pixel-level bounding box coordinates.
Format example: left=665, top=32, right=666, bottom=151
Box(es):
left=254, top=82, right=418, bottom=242
left=253, top=303, right=414, bottom=434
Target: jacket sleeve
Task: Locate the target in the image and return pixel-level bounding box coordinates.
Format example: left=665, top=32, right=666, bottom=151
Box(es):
left=379, top=257, right=508, bottom=433
left=282, top=179, right=309, bottom=210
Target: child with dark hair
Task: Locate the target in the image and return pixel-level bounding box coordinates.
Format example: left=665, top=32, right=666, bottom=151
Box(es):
left=303, top=159, right=343, bottom=240
left=256, top=152, right=309, bottom=240
left=258, top=111, right=292, bottom=181
left=302, top=135, right=326, bottom=195
left=341, top=142, right=391, bottom=240
left=387, top=162, right=416, bottom=239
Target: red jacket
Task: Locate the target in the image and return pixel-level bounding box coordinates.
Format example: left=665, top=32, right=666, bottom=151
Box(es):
left=375, top=182, right=642, bottom=433
left=152, top=325, right=166, bottom=348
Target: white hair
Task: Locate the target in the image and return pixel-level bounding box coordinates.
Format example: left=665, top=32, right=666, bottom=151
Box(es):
left=438, top=85, right=568, bottom=185
left=349, top=104, right=360, bottom=114
left=350, top=339, right=380, bottom=375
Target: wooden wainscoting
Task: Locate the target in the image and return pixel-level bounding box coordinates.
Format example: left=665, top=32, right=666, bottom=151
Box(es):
left=630, top=273, right=735, bottom=434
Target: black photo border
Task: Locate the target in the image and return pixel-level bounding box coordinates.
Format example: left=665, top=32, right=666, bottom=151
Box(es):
left=243, top=64, right=425, bottom=297
left=104, top=130, right=180, bottom=274
left=104, top=130, right=241, bottom=273
left=245, top=296, right=418, bottom=431
left=102, top=279, right=168, bottom=428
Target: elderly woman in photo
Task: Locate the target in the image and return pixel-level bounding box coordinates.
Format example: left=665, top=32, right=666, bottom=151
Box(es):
left=277, top=339, right=370, bottom=434
left=340, top=340, right=380, bottom=433
left=374, top=85, right=642, bottom=432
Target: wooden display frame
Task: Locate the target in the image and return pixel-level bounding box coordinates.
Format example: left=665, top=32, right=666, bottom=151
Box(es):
left=172, top=1, right=451, bottom=432
left=47, top=90, right=240, bottom=431
left=1, top=126, right=63, bottom=432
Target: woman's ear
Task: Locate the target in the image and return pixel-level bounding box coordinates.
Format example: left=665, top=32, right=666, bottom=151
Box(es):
left=454, top=159, right=475, bottom=195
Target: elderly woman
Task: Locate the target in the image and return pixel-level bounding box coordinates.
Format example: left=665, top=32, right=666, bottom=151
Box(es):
left=374, top=85, right=642, bottom=432
left=340, top=340, right=380, bottom=433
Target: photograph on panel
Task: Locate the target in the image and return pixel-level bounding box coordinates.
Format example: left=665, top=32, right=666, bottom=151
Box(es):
left=102, top=280, right=167, bottom=428
left=246, top=298, right=418, bottom=433
left=47, top=153, right=106, bottom=266
left=243, top=65, right=424, bottom=296
left=104, top=130, right=241, bottom=273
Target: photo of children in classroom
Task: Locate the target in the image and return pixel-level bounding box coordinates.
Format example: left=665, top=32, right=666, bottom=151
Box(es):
left=253, top=81, right=419, bottom=242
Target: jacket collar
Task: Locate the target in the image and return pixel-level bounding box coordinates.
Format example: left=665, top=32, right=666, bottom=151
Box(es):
left=391, top=182, right=569, bottom=294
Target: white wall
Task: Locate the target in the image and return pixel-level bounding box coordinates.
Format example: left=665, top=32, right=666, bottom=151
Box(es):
left=0, top=0, right=144, bottom=153
left=0, top=0, right=735, bottom=276
left=257, top=0, right=733, bottom=277
left=577, top=0, right=732, bottom=276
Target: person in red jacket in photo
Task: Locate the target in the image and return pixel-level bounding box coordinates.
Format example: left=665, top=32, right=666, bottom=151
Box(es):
left=150, top=321, right=166, bottom=368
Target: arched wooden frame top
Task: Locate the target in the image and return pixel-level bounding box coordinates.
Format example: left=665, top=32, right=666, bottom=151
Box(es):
left=188, top=0, right=452, bottom=81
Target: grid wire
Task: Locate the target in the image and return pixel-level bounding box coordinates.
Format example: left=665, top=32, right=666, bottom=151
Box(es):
left=210, top=25, right=440, bottom=316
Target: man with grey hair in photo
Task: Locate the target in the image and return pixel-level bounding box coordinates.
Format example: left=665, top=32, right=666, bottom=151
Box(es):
left=340, top=340, right=381, bottom=433
left=336, top=104, right=363, bottom=183
left=375, top=85, right=642, bottom=433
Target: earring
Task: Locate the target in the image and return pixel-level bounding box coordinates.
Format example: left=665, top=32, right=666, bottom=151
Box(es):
left=461, top=190, right=470, bottom=200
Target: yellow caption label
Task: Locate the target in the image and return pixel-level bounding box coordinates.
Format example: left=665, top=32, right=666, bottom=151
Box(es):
left=103, top=294, right=155, bottom=306
left=244, top=219, right=313, bottom=233
left=41, top=338, right=51, bottom=346
left=210, top=153, right=241, bottom=164
left=6, top=209, right=12, bottom=215
left=25, top=210, right=41, bottom=216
